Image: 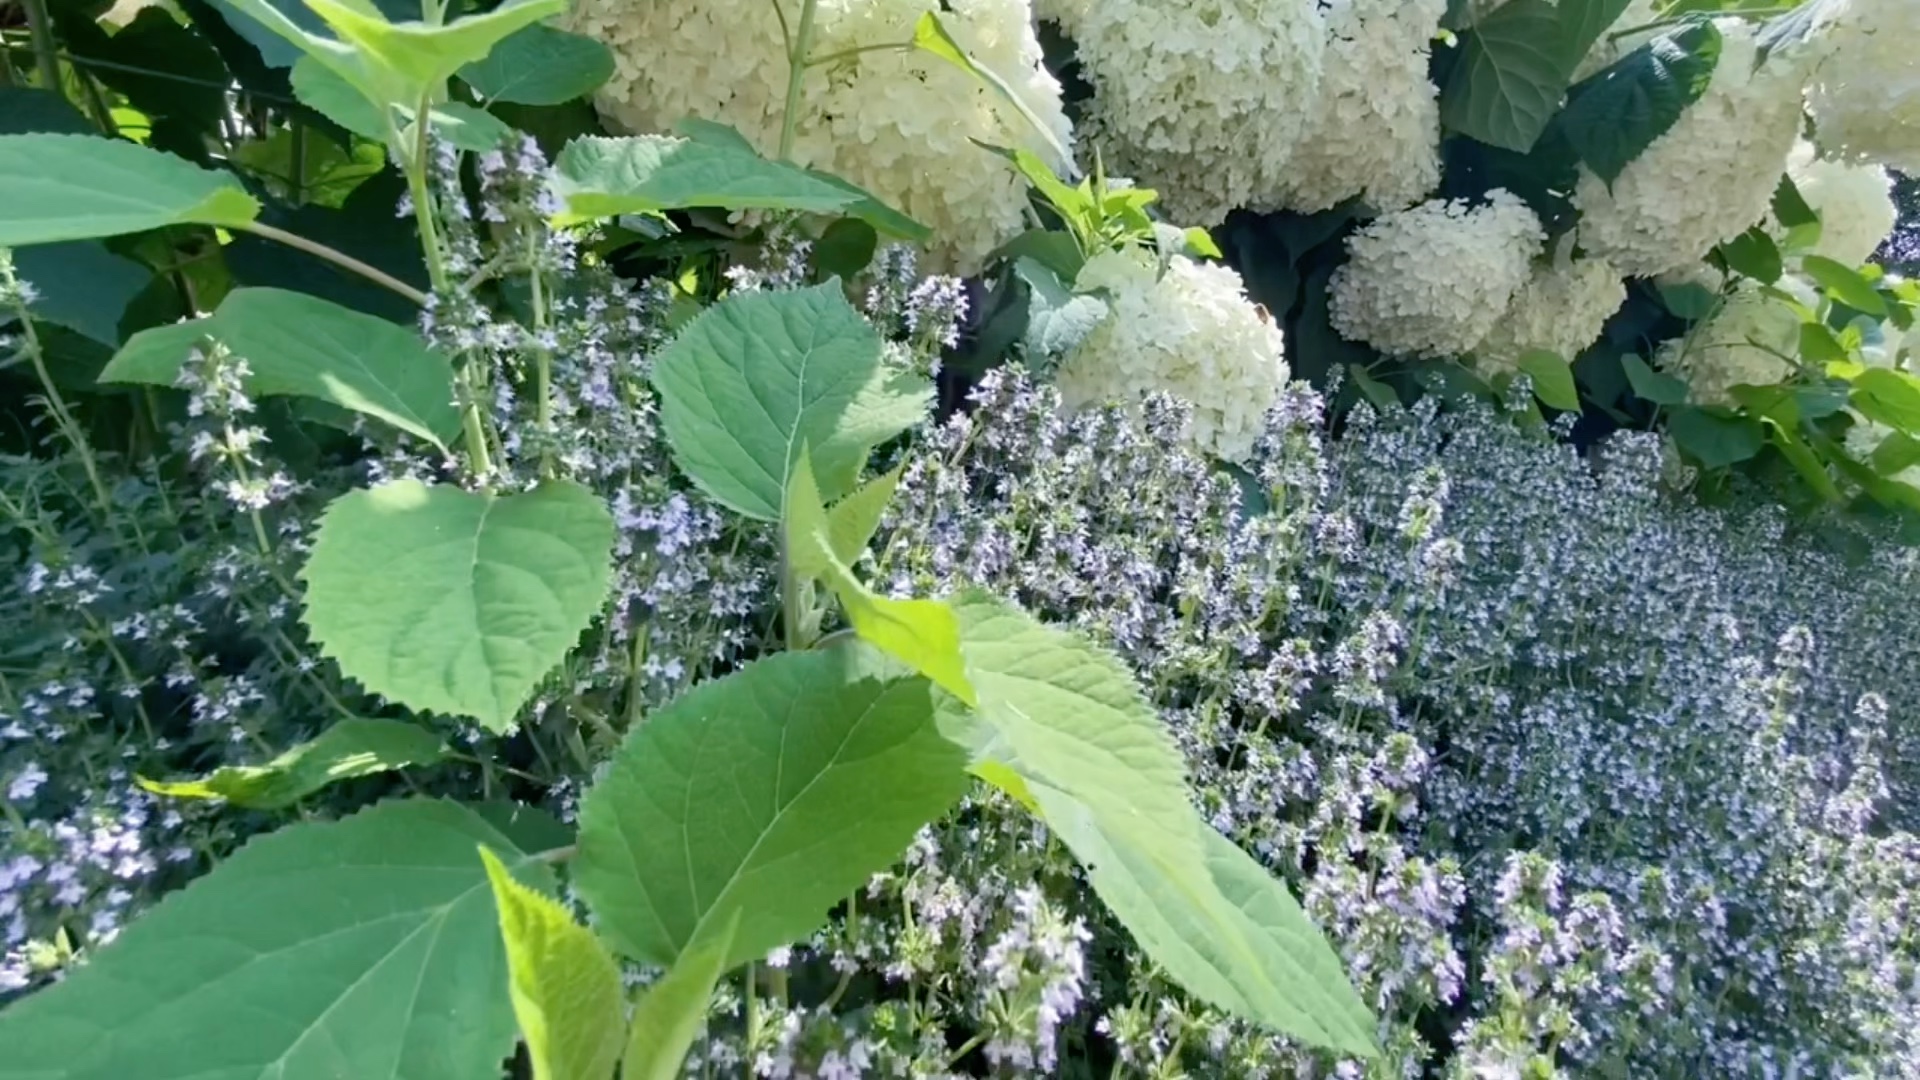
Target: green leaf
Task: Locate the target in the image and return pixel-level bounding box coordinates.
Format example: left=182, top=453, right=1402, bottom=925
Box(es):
left=549, top=135, right=866, bottom=224
left=300, top=478, right=616, bottom=731
left=1801, top=254, right=1889, bottom=316
left=1716, top=226, right=1783, bottom=284
left=479, top=847, right=626, bottom=1080
left=1517, top=348, right=1582, bottom=412
left=946, top=594, right=1376, bottom=1057
left=1764, top=419, right=1840, bottom=501
left=0, top=134, right=259, bottom=245
left=1622, top=353, right=1689, bottom=405
left=1559, top=20, right=1721, bottom=183
left=1183, top=226, right=1224, bottom=260
left=573, top=648, right=968, bottom=968
left=1852, top=368, right=1920, bottom=431
left=824, top=463, right=904, bottom=567
left=100, top=287, right=462, bottom=448
left=650, top=283, right=931, bottom=520
left=0, top=799, right=556, bottom=1080
left=1350, top=364, right=1400, bottom=411
left=1799, top=321, right=1849, bottom=364
left=293, top=57, right=512, bottom=151
left=990, top=228, right=1086, bottom=283
left=786, top=455, right=974, bottom=703
left=620, top=913, right=739, bottom=1080
left=1668, top=406, right=1765, bottom=467
left=138, top=716, right=447, bottom=809
left=1655, top=279, right=1718, bottom=321
left=1773, top=172, right=1819, bottom=230
left=10, top=242, right=151, bottom=346
left=912, top=12, right=1072, bottom=168
left=1016, top=255, right=1108, bottom=357
left=425, top=102, right=514, bottom=152
left=460, top=23, right=614, bottom=105
left=0, top=88, right=93, bottom=135
left=1870, top=431, right=1920, bottom=476
left=812, top=218, right=880, bottom=280
left=1441, top=0, right=1632, bottom=152
left=305, top=0, right=567, bottom=101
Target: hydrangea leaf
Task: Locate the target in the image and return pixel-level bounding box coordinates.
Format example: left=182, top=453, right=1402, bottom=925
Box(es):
left=650, top=283, right=931, bottom=520
left=479, top=847, right=626, bottom=1080
left=1517, top=349, right=1582, bottom=412
left=1668, top=406, right=1765, bottom=467
left=0, top=798, right=556, bottom=1080
left=138, top=716, right=448, bottom=809
left=947, top=593, right=1376, bottom=1057
left=301, top=478, right=616, bottom=730
left=1442, top=0, right=1633, bottom=152
left=101, top=286, right=462, bottom=449
left=1560, top=21, right=1722, bottom=184
left=10, top=241, right=151, bottom=346
left=1801, top=255, right=1889, bottom=317
left=0, top=87, right=93, bottom=135
left=912, top=12, right=1072, bottom=169
left=785, top=454, right=973, bottom=702
left=573, top=648, right=968, bottom=968
left=549, top=135, right=865, bottom=224
left=619, top=912, right=739, bottom=1080
left=0, top=133, right=260, bottom=246
left=459, top=23, right=614, bottom=105
left=1622, top=353, right=1689, bottom=405
left=1851, top=369, right=1920, bottom=432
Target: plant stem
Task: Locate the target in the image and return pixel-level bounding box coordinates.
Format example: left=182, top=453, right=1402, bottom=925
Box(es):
left=777, top=0, right=819, bottom=161
left=4, top=258, right=116, bottom=522
left=527, top=230, right=554, bottom=479
left=20, top=0, right=61, bottom=94
left=806, top=40, right=913, bottom=68
left=236, top=222, right=431, bottom=305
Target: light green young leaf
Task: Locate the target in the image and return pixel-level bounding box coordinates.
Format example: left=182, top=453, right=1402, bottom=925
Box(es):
left=912, top=12, right=1072, bottom=169
left=0, top=799, right=558, bottom=1080
left=824, top=462, right=904, bottom=567
left=293, top=58, right=512, bottom=151
left=650, top=283, right=931, bottom=520
left=479, top=847, right=626, bottom=1080
left=301, top=478, right=616, bottom=731
left=1516, top=349, right=1582, bottom=412
left=549, top=135, right=867, bottom=224
left=786, top=455, right=973, bottom=703
left=138, top=716, right=447, bottom=809
left=101, top=287, right=462, bottom=449
left=573, top=647, right=967, bottom=968
left=1852, top=368, right=1920, bottom=432
left=0, top=134, right=260, bottom=246
left=1801, top=254, right=1889, bottom=316
left=460, top=23, right=614, bottom=105
left=620, top=913, right=740, bottom=1080
left=304, top=0, right=567, bottom=102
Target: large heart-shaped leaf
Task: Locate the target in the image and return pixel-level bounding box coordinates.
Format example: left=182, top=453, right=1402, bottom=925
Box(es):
left=138, top=716, right=448, bottom=809
left=0, top=134, right=259, bottom=246
left=1442, top=0, right=1633, bottom=152
left=459, top=23, right=613, bottom=105
left=573, top=647, right=968, bottom=968
left=1559, top=20, right=1722, bottom=184
left=301, top=478, right=616, bottom=730
left=650, top=283, right=931, bottom=520
left=101, top=287, right=462, bottom=449
left=0, top=799, right=559, bottom=1080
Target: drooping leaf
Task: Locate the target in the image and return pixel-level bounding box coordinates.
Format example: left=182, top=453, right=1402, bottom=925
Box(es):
left=785, top=455, right=973, bottom=702
left=549, top=135, right=867, bottom=223
left=1852, top=369, right=1920, bottom=432
left=10, top=241, right=151, bottom=346
left=138, top=716, right=447, bottom=809
left=1622, top=353, right=1689, bottom=405
left=1559, top=20, right=1721, bottom=183
left=204, top=0, right=417, bottom=69
left=0, top=134, right=259, bottom=246
left=1442, top=0, right=1633, bottom=152
left=0, top=799, right=557, bottom=1080
left=1716, top=226, right=1783, bottom=284
left=1517, top=349, right=1582, bottom=412
left=1801, top=254, right=1889, bottom=316
left=301, top=479, right=616, bottom=731
left=573, top=648, right=968, bottom=968
left=479, top=847, right=626, bottom=1080
left=100, top=287, right=462, bottom=448
left=1773, top=172, right=1819, bottom=230
left=650, top=283, right=932, bottom=520
left=460, top=23, right=614, bottom=105
left=620, top=913, right=739, bottom=1080
left=912, top=12, right=1072, bottom=168
left=1668, top=406, right=1766, bottom=467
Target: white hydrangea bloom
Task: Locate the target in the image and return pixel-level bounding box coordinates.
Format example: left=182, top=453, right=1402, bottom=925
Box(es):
left=1474, top=256, right=1627, bottom=375
left=1072, top=0, right=1325, bottom=225
left=1265, top=0, right=1445, bottom=214
left=1806, top=0, right=1920, bottom=172
left=1573, top=19, right=1807, bottom=278
left=1329, top=191, right=1546, bottom=359
left=1779, top=140, right=1899, bottom=268
left=1656, top=278, right=1813, bottom=404
left=1055, top=249, right=1288, bottom=463
left=572, top=0, right=1073, bottom=274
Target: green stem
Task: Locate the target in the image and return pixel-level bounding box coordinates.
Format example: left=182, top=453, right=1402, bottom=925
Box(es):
left=236, top=222, right=430, bottom=305
left=20, top=0, right=60, bottom=94
left=777, top=0, right=819, bottom=161
left=5, top=256, right=115, bottom=522
left=806, top=40, right=912, bottom=68
left=528, top=229, right=554, bottom=479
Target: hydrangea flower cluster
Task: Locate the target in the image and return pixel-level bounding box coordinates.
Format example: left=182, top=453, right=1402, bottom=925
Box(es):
left=1780, top=139, right=1900, bottom=269
left=1806, top=0, right=1920, bottom=173
left=1473, top=253, right=1627, bottom=375
left=1069, top=0, right=1325, bottom=224
left=1656, top=278, right=1814, bottom=405
left=1264, top=0, right=1445, bottom=215
left=1054, top=248, right=1288, bottom=463
left=1574, top=19, right=1808, bottom=277
left=570, top=0, right=1072, bottom=273
left=1329, top=190, right=1545, bottom=358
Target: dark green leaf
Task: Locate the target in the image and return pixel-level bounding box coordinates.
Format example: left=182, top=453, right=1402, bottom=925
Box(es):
left=1716, top=226, right=1783, bottom=284
left=1668, top=406, right=1765, bottom=467
left=1766, top=420, right=1840, bottom=501
left=1655, top=279, right=1719, bottom=320
left=1441, top=0, right=1632, bottom=152
left=1560, top=21, right=1721, bottom=183
left=1870, top=431, right=1920, bottom=476
left=812, top=218, right=879, bottom=280
left=1773, top=172, right=1819, bottom=229
left=10, top=242, right=150, bottom=346
left=0, top=88, right=93, bottom=135
left=459, top=23, right=614, bottom=105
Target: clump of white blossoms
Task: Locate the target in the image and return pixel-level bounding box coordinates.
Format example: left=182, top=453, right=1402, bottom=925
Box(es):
left=1054, top=248, right=1287, bottom=463
left=1265, top=0, right=1445, bottom=214
left=1071, top=0, right=1325, bottom=225
left=1656, top=278, right=1816, bottom=404
left=1329, top=190, right=1546, bottom=359
left=1806, top=0, right=1920, bottom=172
left=570, top=0, right=1073, bottom=273
left=1474, top=253, right=1627, bottom=376
left=1574, top=19, right=1808, bottom=277
left=1779, top=140, right=1899, bottom=269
